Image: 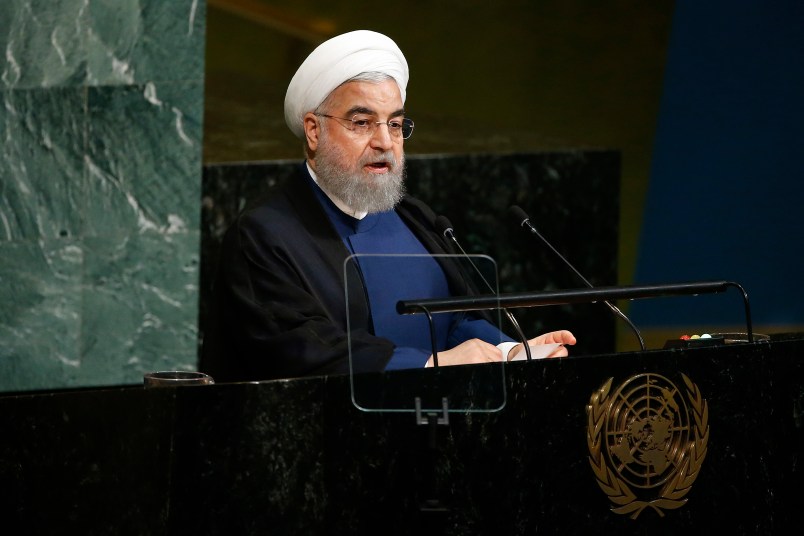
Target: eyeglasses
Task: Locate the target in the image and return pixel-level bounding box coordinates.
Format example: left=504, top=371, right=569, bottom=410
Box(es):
left=316, top=114, right=415, bottom=140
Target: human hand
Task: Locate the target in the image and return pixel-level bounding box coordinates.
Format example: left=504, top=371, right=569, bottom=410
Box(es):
left=507, top=330, right=577, bottom=360
left=425, top=338, right=504, bottom=367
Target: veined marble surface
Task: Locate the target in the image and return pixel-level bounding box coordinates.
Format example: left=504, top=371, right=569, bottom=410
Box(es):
left=0, top=0, right=205, bottom=89
left=0, top=87, right=86, bottom=241
left=85, top=81, right=203, bottom=237
left=0, top=1, right=205, bottom=392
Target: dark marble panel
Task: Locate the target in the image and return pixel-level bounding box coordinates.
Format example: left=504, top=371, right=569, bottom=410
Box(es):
left=405, top=152, right=621, bottom=354
left=167, top=380, right=327, bottom=534
left=317, top=339, right=803, bottom=534
left=0, top=87, right=86, bottom=241
left=201, top=152, right=620, bottom=358
left=85, top=81, right=203, bottom=238
left=0, top=338, right=802, bottom=533
left=769, top=345, right=804, bottom=524
left=0, top=386, right=176, bottom=535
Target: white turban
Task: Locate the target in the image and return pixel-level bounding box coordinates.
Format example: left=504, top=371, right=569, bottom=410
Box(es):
left=284, top=30, right=409, bottom=139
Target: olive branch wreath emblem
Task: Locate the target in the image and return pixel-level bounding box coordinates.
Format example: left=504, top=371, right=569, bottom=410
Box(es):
left=586, top=373, right=709, bottom=519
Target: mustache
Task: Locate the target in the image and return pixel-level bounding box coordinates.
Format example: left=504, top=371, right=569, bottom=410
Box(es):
left=359, top=151, right=400, bottom=168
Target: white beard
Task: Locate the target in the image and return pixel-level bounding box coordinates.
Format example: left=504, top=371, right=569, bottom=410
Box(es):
left=314, top=132, right=406, bottom=214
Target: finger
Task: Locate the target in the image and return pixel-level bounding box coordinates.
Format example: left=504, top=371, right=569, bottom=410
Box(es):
left=541, top=330, right=576, bottom=346
left=559, top=330, right=577, bottom=345
left=547, top=345, right=569, bottom=358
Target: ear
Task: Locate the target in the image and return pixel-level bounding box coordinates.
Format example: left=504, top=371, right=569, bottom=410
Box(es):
left=303, top=112, right=321, bottom=153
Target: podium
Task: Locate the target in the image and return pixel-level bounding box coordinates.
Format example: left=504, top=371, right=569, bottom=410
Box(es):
left=1, top=335, right=803, bottom=534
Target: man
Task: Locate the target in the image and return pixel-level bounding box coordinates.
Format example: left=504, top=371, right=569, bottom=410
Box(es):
left=203, top=30, right=575, bottom=382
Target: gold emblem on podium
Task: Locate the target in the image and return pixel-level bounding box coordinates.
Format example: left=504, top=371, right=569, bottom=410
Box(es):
left=586, top=373, right=709, bottom=519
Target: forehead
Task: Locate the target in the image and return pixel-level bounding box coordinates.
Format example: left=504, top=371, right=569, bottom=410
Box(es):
left=324, top=79, right=403, bottom=115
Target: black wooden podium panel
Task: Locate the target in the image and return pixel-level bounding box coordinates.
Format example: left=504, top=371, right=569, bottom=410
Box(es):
left=1, top=336, right=802, bottom=534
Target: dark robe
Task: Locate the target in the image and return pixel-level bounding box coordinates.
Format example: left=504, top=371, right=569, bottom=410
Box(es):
left=202, top=164, right=500, bottom=382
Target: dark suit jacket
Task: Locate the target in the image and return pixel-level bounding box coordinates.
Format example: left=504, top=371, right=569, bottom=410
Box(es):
left=202, top=164, right=482, bottom=382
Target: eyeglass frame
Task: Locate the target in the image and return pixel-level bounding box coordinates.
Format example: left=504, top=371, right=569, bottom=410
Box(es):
left=315, top=113, right=415, bottom=140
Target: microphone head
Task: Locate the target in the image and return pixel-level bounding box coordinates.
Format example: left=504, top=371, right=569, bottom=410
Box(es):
left=434, top=215, right=455, bottom=238
left=508, top=205, right=530, bottom=226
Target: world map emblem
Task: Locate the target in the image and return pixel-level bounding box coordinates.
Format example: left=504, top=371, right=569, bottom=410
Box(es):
left=586, top=373, right=709, bottom=519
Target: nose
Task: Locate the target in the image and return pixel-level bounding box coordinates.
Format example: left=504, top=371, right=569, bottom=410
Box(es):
left=368, top=121, right=395, bottom=151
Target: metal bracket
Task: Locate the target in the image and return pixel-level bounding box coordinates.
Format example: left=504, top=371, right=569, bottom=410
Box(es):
left=415, top=396, right=449, bottom=426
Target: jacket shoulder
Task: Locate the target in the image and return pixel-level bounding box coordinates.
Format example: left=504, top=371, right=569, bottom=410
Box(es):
left=398, top=195, right=437, bottom=226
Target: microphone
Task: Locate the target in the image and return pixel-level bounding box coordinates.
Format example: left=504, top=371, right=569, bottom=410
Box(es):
left=508, top=205, right=646, bottom=351
left=434, top=215, right=533, bottom=361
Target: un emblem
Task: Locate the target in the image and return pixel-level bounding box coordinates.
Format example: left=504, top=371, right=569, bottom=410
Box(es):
left=586, top=373, right=709, bottom=519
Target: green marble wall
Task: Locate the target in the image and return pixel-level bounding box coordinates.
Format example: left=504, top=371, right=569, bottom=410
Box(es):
left=0, top=1, right=206, bottom=391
